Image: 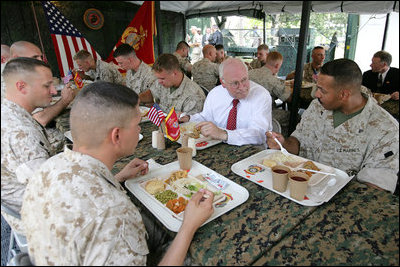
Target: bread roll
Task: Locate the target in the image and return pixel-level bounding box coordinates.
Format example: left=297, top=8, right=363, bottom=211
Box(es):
left=262, top=159, right=277, bottom=168
left=145, top=180, right=165, bottom=195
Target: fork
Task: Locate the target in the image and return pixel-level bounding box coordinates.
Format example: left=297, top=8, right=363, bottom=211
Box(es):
left=272, top=136, right=290, bottom=156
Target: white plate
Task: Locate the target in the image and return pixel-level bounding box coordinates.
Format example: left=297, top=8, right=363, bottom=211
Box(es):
left=173, top=122, right=222, bottom=150
left=125, top=160, right=249, bottom=232
left=64, top=131, right=143, bottom=143
left=231, top=149, right=353, bottom=206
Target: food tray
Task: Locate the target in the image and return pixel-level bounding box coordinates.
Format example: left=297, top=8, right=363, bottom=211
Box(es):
left=231, top=149, right=353, bottom=206
left=174, top=122, right=222, bottom=150
left=64, top=131, right=142, bottom=143
left=125, top=160, right=249, bottom=232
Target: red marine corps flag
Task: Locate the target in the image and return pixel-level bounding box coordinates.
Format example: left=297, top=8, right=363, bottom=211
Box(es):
left=106, top=1, right=156, bottom=66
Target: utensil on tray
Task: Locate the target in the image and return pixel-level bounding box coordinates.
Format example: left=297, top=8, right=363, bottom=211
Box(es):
left=318, top=178, right=337, bottom=196
left=296, top=168, right=336, bottom=176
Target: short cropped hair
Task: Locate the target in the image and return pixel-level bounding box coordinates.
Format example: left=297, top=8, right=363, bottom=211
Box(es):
left=3, top=57, right=51, bottom=82
left=70, top=81, right=139, bottom=147
left=113, top=44, right=136, bottom=58
left=202, top=44, right=215, bottom=56
left=73, top=50, right=92, bottom=61
left=152, top=54, right=180, bottom=73
left=215, top=44, right=224, bottom=51
left=266, top=51, right=283, bottom=64
left=176, top=41, right=189, bottom=51
left=320, top=58, right=362, bottom=90
left=257, top=44, right=269, bottom=51
left=373, top=51, right=392, bottom=66
left=312, top=46, right=325, bottom=51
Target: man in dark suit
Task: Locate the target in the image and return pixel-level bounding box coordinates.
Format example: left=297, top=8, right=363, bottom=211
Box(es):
left=208, top=25, right=223, bottom=46
left=362, top=51, right=399, bottom=100
left=202, top=27, right=212, bottom=47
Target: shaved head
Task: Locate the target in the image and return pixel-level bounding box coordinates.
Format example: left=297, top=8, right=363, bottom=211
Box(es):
left=10, top=41, right=43, bottom=61
left=70, top=81, right=140, bottom=148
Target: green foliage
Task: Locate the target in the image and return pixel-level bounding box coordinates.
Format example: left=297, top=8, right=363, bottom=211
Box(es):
left=268, top=13, right=347, bottom=42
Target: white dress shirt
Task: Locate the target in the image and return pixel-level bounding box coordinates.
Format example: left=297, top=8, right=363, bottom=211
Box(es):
left=190, top=81, right=272, bottom=146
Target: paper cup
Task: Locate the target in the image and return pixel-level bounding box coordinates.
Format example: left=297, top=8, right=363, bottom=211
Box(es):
left=181, top=134, right=189, bottom=147
left=271, top=165, right=291, bottom=192
left=288, top=171, right=310, bottom=201
left=156, top=132, right=165, bottom=150
left=176, top=147, right=193, bottom=170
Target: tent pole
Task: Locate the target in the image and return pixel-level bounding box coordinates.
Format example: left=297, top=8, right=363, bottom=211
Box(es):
left=381, top=13, right=390, bottom=50
left=263, top=14, right=266, bottom=44
left=288, top=1, right=311, bottom=135
left=155, top=1, right=163, bottom=55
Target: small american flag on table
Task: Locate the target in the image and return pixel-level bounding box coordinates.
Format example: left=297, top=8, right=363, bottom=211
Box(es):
left=147, top=103, right=165, bottom=127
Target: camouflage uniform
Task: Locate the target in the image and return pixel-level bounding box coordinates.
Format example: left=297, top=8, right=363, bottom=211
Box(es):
left=291, top=94, right=399, bottom=193
left=173, top=52, right=192, bottom=77
left=21, top=147, right=149, bottom=265
left=86, top=59, right=124, bottom=85
left=288, top=62, right=319, bottom=83
left=249, top=67, right=292, bottom=137
left=192, top=58, right=219, bottom=91
left=125, top=61, right=157, bottom=94
left=150, top=75, right=206, bottom=115
left=1, top=99, right=57, bottom=234
left=248, top=58, right=264, bottom=70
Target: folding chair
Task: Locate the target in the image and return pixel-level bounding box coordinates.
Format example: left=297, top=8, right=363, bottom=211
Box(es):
left=1, top=203, right=28, bottom=262
left=272, top=118, right=282, bottom=133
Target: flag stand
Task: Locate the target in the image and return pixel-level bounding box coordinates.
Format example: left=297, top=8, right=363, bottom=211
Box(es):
left=31, top=1, right=47, bottom=63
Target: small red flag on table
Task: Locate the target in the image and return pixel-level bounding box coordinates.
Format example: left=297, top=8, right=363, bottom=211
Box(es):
left=164, top=107, right=180, bottom=141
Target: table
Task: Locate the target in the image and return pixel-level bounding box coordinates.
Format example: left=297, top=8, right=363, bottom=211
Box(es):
left=381, top=99, right=399, bottom=121
left=55, top=111, right=399, bottom=266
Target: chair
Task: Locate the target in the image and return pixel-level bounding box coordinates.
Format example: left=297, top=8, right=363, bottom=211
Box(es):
left=272, top=118, right=281, bottom=133
left=199, top=85, right=209, bottom=97
left=7, top=252, right=33, bottom=266
left=1, top=203, right=28, bottom=262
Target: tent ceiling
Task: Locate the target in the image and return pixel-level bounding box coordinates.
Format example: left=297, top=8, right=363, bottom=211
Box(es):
left=129, top=1, right=399, bottom=17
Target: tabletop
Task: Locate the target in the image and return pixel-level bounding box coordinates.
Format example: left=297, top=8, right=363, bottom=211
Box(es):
left=55, top=109, right=399, bottom=266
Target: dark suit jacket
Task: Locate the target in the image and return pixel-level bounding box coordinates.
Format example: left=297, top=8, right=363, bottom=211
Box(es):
left=209, top=30, right=223, bottom=46
left=362, top=67, right=399, bottom=94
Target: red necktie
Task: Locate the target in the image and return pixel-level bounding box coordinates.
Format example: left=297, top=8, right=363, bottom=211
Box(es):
left=226, top=99, right=239, bottom=130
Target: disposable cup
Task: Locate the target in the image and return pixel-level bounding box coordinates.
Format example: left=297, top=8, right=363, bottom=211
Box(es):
left=271, top=165, right=291, bottom=192
left=288, top=171, right=310, bottom=201
left=176, top=147, right=193, bottom=170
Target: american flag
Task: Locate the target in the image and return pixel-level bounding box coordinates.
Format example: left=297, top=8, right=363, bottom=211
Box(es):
left=41, top=1, right=101, bottom=78
left=147, top=103, right=165, bottom=127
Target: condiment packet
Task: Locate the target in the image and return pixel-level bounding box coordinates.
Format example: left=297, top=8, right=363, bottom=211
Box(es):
left=202, top=173, right=229, bottom=190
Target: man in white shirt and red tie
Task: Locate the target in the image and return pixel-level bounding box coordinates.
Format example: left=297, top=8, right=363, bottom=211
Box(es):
left=179, top=57, right=273, bottom=146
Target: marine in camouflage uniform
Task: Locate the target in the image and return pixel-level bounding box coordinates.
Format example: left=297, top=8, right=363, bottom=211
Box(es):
left=249, top=67, right=292, bottom=137
left=21, top=147, right=149, bottom=265
left=192, top=58, right=220, bottom=91
left=1, top=99, right=59, bottom=234
left=248, top=58, right=264, bottom=70
left=86, top=59, right=124, bottom=85
left=125, top=61, right=157, bottom=94
left=287, top=62, right=320, bottom=83
left=292, top=93, right=399, bottom=193
left=173, top=51, right=192, bottom=77
left=151, top=75, right=205, bottom=115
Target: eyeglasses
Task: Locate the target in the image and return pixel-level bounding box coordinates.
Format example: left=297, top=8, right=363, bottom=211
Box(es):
left=224, top=77, right=249, bottom=89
